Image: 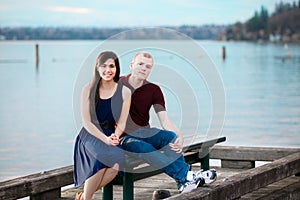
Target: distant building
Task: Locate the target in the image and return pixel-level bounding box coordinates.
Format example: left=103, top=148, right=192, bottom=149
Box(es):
left=269, top=34, right=281, bottom=42
left=0, top=35, right=6, bottom=40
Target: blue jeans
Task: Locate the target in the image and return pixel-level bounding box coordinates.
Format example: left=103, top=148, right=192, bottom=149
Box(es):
left=120, top=128, right=190, bottom=184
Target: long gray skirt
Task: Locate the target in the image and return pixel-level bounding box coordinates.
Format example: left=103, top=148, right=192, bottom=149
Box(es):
left=73, top=128, right=124, bottom=187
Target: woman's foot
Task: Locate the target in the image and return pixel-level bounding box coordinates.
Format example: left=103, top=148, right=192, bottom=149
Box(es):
left=75, top=192, right=83, bottom=200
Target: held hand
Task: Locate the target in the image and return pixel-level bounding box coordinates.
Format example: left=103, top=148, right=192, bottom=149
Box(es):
left=108, top=133, right=119, bottom=146
left=169, top=137, right=183, bottom=154
left=110, top=133, right=119, bottom=141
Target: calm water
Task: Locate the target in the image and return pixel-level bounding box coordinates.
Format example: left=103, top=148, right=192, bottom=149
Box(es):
left=0, top=40, right=299, bottom=182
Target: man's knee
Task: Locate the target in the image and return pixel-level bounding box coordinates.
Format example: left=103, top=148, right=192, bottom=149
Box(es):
left=158, top=130, right=177, bottom=142
left=121, top=137, right=142, bottom=151
left=168, top=131, right=177, bottom=140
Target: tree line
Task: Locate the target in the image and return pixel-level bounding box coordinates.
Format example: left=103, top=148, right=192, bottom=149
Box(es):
left=0, top=25, right=226, bottom=41
left=223, top=1, right=300, bottom=42
left=0, top=1, right=299, bottom=42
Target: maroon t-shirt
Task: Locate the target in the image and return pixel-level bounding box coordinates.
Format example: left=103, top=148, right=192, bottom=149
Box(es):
left=119, top=75, right=166, bottom=133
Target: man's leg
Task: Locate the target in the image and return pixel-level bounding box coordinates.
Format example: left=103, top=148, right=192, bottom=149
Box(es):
left=120, top=128, right=189, bottom=183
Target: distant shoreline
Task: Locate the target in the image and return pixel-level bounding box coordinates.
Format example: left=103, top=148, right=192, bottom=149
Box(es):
left=0, top=26, right=299, bottom=44
left=0, top=26, right=227, bottom=41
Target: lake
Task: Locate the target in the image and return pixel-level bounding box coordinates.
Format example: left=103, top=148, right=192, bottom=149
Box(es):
left=0, top=40, right=299, bottom=182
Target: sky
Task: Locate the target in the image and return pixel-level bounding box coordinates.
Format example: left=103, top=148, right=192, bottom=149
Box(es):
left=0, top=0, right=297, bottom=27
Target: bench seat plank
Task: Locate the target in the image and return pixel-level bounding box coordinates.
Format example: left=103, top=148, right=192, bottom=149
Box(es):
left=103, top=136, right=226, bottom=200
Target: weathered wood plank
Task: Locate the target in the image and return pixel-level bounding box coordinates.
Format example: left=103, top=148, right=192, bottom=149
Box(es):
left=167, top=152, right=300, bottom=200
left=221, top=160, right=255, bottom=169
left=183, top=136, right=226, bottom=152
left=241, top=175, right=300, bottom=199
left=30, top=188, right=61, bottom=200
left=257, top=181, right=300, bottom=200
left=0, top=166, right=73, bottom=200
left=210, top=146, right=300, bottom=161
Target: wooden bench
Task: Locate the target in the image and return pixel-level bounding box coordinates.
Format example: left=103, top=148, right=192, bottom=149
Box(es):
left=102, top=136, right=226, bottom=200
left=0, top=136, right=226, bottom=200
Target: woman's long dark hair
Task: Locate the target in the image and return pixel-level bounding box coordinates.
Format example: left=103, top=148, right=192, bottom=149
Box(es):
left=89, top=51, right=120, bottom=126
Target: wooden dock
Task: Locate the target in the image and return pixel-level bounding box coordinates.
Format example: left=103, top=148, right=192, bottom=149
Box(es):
left=1, top=145, right=299, bottom=200
left=61, top=166, right=245, bottom=199
left=61, top=165, right=300, bottom=200
left=61, top=146, right=300, bottom=200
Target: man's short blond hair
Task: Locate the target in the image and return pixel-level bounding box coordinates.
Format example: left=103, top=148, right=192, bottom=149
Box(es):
left=132, top=52, right=153, bottom=62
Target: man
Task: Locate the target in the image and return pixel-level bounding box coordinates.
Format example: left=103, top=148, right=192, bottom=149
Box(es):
left=119, top=52, right=216, bottom=193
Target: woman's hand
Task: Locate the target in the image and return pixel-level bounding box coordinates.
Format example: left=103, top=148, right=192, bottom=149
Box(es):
left=106, top=133, right=119, bottom=146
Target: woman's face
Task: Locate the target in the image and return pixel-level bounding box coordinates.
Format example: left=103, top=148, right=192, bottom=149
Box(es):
left=97, top=58, right=116, bottom=81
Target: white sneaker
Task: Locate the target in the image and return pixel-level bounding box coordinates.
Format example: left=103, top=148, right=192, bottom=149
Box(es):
left=195, top=169, right=217, bottom=184
left=178, top=177, right=204, bottom=193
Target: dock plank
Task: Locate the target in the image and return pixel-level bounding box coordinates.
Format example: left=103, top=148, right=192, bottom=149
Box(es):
left=241, top=175, right=300, bottom=199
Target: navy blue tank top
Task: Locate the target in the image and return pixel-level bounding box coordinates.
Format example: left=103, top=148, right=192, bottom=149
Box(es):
left=95, top=83, right=123, bottom=136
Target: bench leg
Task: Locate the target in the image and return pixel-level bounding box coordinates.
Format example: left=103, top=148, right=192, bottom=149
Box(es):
left=123, top=172, right=134, bottom=200
left=201, top=152, right=209, bottom=171
left=102, top=182, right=113, bottom=200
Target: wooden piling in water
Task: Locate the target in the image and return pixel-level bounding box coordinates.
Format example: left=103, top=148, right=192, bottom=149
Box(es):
left=222, top=46, right=226, bottom=60
left=35, top=43, right=39, bottom=68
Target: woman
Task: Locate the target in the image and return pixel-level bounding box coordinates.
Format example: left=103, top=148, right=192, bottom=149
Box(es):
left=73, top=51, right=131, bottom=200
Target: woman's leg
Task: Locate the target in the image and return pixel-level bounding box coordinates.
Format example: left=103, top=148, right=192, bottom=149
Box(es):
left=83, top=168, right=107, bottom=200
left=96, top=163, right=119, bottom=191
left=82, top=164, right=119, bottom=200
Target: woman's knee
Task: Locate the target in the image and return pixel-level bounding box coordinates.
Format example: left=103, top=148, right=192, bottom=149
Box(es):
left=111, top=163, right=119, bottom=171
left=104, top=166, right=119, bottom=179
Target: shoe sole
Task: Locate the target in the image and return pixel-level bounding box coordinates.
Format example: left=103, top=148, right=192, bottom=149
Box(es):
left=181, top=183, right=197, bottom=193
left=180, top=177, right=205, bottom=193
left=205, top=171, right=217, bottom=184
left=196, top=178, right=205, bottom=187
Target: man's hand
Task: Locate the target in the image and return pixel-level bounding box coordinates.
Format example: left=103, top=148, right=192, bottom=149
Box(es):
left=169, top=137, right=183, bottom=153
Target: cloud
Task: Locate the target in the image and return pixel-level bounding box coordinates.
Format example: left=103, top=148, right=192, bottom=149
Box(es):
left=0, top=6, right=11, bottom=11
left=48, top=6, right=93, bottom=14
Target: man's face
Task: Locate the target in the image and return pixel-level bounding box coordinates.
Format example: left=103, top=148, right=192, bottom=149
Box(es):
left=130, top=54, right=153, bottom=80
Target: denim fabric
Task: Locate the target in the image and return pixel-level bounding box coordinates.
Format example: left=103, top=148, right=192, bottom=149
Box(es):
left=120, top=128, right=189, bottom=184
